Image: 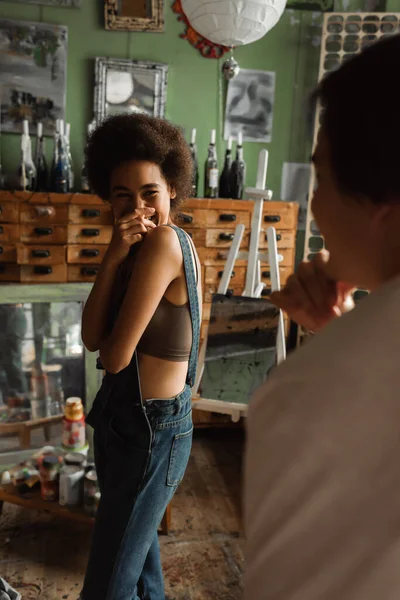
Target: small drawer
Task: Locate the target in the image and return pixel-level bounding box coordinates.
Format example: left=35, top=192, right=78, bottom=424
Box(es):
left=17, top=244, right=66, bottom=265
left=0, top=201, right=19, bottom=223
left=68, top=204, right=113, bottom=225
left=259, top=230, right=296, bottom=250
left=20, top=264, right=68, bottom=283
left=68, top=225, right=112, bottom=245
left=20, top=224, right=67, bottom=244
left=181, top=228, right=205, bottom=246
left=67, top=245, right=108, bottom=264
left=0, top=244, right=17, bottom=263
left=260, top=266, right=292, bottom=287
left=263, top=202, right=299, bottom=230
left=0, top=224, right=20, bottom=243
left=21, top=264, right=67, bottom=283
left=68, top=264, right=100, bottom=282
left=0, top=263, right=21, bottom=282
left=203, top=284, right=243, bottom=304
left=260, top=248, right=295, bottom=268
left=205, top=229, right=249, bottom=249
left=20, top=202, right=69, bottom=224
left=204, top=266, right=246, bottom=286
left=178, top=209, right=250, bottom=229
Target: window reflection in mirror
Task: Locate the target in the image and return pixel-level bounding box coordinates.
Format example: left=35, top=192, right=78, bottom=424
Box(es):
left=0, top=301, right=85, bottom=457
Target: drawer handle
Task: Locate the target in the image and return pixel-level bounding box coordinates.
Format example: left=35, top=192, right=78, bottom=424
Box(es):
left=219, top=214, right=236, bottom=222
left=0, top=206, right=2, bottom=215
left=226, top=288, right=234, bottom=297
left=81, top=267, right=99, bottom=276
left=35, top=206, right=55, bottom=218
left=35, top=227, right=53, bottom=236
left=0, top=226, right=3, bottom=235
left=187, top=232, right=193, bottom=239
left=32, top=249, right=50, bottom=258
left=261, top=288, right=272, bottom=297
left=34, top=266, right=52, bottom=275
left=0, top=264, right=5, bottom=273
left=0, top=247, right=2, bottom=255
left=265, top=233, right=281, bottom=241
left=81, top=249, right=100, bottom=258
left=180, top=213, right=193, bottom=224
left=82, top=228, right=100, bottom=237
left=218, top=270, right=235, bottom=278
left=264, top=215, right=281, bottom=223
left=262, top=270, right=271, bottom=278
left=219, top=232, right=234, bottom=241
left=82, top=209, right=101, bottom=218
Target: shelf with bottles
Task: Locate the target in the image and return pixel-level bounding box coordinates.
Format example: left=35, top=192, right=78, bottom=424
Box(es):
left=0, top=120, right=94, bottom=195
left=189, top=128, right=247, bottom=201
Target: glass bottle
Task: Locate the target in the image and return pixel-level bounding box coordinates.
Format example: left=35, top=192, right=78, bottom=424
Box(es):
left=230, top=131, right=247, bottom=200
left=52, top=120, right=69, bottom=193
left=65, top=122, right=75, bottom=192
left=189, top=128, right=199, bottom=197
left=204, top=129, right=219, bottom=199
left=219, top=136, right=233, bottom=198
left=18, top=120, right=36, bottom=191
left=33, top=122, right=48, bottom=192
left=81, top=122, right=94, bottom=194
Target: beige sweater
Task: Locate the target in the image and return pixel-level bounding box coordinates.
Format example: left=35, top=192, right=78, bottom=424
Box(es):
left=245, top=275, right=400, bottom=600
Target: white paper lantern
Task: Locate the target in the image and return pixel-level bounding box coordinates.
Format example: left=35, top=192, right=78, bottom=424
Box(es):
left=181, top=0, right=287, bottom=48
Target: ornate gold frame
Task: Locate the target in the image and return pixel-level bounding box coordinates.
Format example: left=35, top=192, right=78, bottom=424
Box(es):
left=104, top=0, right=164, bottom=33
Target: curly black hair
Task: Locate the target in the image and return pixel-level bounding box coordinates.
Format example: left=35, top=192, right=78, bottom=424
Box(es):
left=85, top=113, right=193, bottom=212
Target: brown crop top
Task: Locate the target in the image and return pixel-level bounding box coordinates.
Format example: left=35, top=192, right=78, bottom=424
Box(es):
left=112, top=230, right=201, bottom=362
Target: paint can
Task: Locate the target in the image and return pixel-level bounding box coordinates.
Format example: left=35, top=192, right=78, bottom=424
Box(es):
left=59, top=465, right=84, bottom=508
left=83, top=468, right=99, bottom=516
left=64, top=452, right=87, bottom=468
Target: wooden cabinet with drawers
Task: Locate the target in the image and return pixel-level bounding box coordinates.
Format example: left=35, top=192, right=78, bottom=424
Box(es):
left=0, top=192, right=298, bottom=425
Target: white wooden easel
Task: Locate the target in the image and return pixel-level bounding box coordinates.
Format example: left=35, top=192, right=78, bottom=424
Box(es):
left=193, top=150, right=286, bottom=421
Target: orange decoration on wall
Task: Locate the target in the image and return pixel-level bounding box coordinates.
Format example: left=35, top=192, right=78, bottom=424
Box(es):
left=172, top=0, right=230, bottom=59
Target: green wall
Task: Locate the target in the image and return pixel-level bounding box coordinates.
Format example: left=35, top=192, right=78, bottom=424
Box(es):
left=0, top=1, right=321, bottom=196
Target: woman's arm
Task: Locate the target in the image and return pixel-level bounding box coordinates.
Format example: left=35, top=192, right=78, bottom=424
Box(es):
left=98, top=226, right=182, bottom=374
left=81, top=251, right=122, bottom=352
left=81, top=207, right=156, bottom=352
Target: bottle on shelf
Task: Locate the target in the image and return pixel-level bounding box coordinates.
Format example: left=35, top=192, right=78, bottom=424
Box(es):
left=65, top=122, right=75, bottom=192
left=33, top=122, right=48, bottom=192
left=230, top=131, right=246, bottom=200
left=204, top=129, right=219, bottom=199
left=52, top=120, right=69, bottom=193
left=81, top=122, right=94, bottom=194
left=189, top=128, right=199, bottom=197
left=50, top=119, right=60, bottom=191
left=219, top=136, right=233, bottom=198
left=18, top=120, right=36, bottom=192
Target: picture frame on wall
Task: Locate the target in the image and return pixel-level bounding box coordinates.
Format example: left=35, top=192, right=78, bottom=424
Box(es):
left=104, top=0, right=164, bottom=32
left=0, top=19, right=68, bottom=135
left=93, top=57, right=168, bottom=124
left=0, top=0, right=82, bottom=7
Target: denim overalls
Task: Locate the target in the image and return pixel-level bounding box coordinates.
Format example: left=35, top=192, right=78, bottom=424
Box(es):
left=81, top=225, right=201, bottom=600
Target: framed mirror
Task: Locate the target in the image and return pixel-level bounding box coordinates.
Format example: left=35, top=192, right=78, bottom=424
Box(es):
left=94, top=57, right=168, bottom=124
left=105, top=0, right=164, bottom=32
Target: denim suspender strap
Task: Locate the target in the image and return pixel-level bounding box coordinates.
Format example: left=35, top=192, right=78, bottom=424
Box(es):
left=168, top=225, right=201, bottom=387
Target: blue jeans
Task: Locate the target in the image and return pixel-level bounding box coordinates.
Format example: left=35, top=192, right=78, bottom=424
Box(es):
left=82, top=385, right=193, bottom=600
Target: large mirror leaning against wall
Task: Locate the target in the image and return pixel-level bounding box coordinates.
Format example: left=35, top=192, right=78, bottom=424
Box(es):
left=94, top=57, right=168, bottom=124
left=104, top=0, right=164, bottom=32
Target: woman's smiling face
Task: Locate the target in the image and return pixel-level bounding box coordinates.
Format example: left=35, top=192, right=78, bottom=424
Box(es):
left=110, top=160, right=176, bottom=225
